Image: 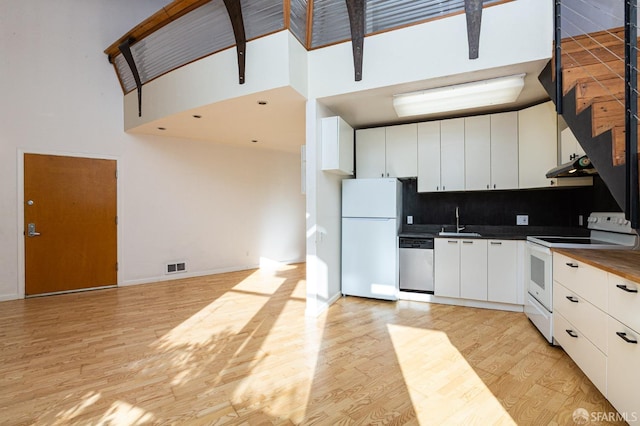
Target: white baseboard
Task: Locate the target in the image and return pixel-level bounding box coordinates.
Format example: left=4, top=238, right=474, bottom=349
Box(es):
left=305, top=292, right=341, bottom=317
left=398, top=291, right=524, bottom=313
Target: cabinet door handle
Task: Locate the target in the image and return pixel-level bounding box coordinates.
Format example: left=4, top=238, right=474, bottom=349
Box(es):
left=493, top=184, right=496, bottom=189
left=490, top=241, right=502, bottom=245
left=566, top=329, right=578, bottom=338
left=463, top=241, right=473, bottom=244
left=486, top=184, right=489, bottom=189
left=566, top=295, right=579, bottom=303
left=381, top=173, right=384, bottom=177
left=442, top=185, right=446, bottom=190
left=616, top=284, right=638, bottom=293
left=616, top=331, right=638, bottom=344
left=566, top=262, right=579, bottom=268
left=447, top=240, right=458, bottom=244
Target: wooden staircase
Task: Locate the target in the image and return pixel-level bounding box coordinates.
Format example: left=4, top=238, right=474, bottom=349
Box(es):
left=554, top=27, right=633, bottom=166
left=540, top=27, right=639, bottom=213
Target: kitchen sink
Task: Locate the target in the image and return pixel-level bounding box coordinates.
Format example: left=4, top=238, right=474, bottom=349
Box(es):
left=438, top=232, right=482, bottom=237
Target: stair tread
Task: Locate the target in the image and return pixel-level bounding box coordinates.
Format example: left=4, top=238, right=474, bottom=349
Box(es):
left=561, top=60, right=626, bottom=94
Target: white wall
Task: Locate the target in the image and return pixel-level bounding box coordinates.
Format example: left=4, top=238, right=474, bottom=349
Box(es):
left=0, top=0, right=305, bottom=300
left=305, top=100, right=348, bottom=316
left=308, top=0, right=553, bottom=98
left=124, top=31, right=309, bottom=130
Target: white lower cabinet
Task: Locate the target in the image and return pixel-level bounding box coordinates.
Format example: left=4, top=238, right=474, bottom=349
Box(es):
left=435, top=238, right=520, bottom=304
left=553, top=253, right=640, bottom=424
left=553, top=311, right=607, bottom=396
left=607, top=316, right=640, bottom=423
left=487, top=240, right=519, bottom=304
left=460, top=239, right=488, bottom=300
left=434, top=239, right=461, bottom=298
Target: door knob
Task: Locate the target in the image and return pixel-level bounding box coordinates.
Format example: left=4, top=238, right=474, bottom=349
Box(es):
left=27, top=223, right=41, bottom=237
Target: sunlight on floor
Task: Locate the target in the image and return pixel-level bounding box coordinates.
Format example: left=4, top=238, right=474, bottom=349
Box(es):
left=387, top=323, right=516, bottom=425
left=96, top=400, right=155, bottom=425
left=230, top=282, right=320, bottom=424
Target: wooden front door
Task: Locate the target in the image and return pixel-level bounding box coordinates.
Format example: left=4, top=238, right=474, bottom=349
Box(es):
left=24, top=154, right=117, bottom=296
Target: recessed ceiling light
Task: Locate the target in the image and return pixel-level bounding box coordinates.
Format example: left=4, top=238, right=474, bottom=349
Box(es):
left=257, top=101, right=267, bottom=105
left=157, top=127, right=166, bottom=130
left=192, top=114, right=202, bottom=119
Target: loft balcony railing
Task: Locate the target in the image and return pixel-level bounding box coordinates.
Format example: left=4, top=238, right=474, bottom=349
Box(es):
left=105, top=0, right=508, bottom=95
left=554, top=0, right=639, bottom=228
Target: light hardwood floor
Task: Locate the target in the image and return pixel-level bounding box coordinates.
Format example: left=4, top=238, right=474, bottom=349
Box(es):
left=0, top=263, right=626, bottom=425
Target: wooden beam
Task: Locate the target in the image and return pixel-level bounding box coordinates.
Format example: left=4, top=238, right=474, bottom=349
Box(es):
left=306, top=0, right=314, bottom=49
left=105, top=0, right=210, bottom=60
left=464, top=0, right=482, bottom=59
left=223, top=0, right=246, bottom=84
left=345, top=0, right=365, bottom=81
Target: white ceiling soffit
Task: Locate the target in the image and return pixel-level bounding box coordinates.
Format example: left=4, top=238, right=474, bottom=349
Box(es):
left=129, top=86, right=306, bottom=154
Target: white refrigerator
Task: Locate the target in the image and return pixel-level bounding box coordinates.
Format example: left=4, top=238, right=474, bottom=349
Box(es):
left=341, top=178, right=401, bottom=301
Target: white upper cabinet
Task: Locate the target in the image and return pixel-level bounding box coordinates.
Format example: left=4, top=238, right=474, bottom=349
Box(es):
left=355, top=128, right=386, bottom=178
left=355, top=124, right=417, bottom=178
left=518, top=101, right=557, bottom=189
left=490, top=111, right=519, bottom=189
left=386, top=123, right=418, bottom=178
left=440, top=118, right=465, bottom=191
left=464, top=115, right=491, bottom=191
left=560, top=126, right=586, bottom=164
left=321, top=116, right=354, bottom=175
left=417, top=121, right=441, bottom=192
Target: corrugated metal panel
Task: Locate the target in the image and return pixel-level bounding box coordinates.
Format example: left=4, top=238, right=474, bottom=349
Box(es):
left=112, top=0, right=509, bottom=92
left=114, top=53, right=136, bottom=93
left=290, top=0, right=309, bottom=46
left=311, top=0, right=351, bottom=48
left=242, top=0, right=284, bottom=39
left=130, top=1, right=235, bottom=88
left=311, top=0, right=503, bottom=48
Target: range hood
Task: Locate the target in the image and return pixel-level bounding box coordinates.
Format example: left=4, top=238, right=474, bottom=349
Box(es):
left=546, top=155, right=596, bottom=178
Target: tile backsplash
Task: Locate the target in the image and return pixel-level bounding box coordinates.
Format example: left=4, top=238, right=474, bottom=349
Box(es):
left=402, top=176, right=619, bottom=227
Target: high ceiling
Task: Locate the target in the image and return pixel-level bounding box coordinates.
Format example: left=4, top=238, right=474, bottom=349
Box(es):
left=110, top=0, right=550, bottom=154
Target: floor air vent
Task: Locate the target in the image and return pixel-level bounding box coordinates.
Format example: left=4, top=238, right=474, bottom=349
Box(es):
left=166, top=262, right=186, bottom=275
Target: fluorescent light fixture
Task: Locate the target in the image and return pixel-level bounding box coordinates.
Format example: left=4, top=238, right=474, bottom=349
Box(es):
left=393, top=73, right=526, bottom=117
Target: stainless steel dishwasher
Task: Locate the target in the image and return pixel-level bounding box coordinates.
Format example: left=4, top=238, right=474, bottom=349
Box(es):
left=399, top=237, right=434, bottom=293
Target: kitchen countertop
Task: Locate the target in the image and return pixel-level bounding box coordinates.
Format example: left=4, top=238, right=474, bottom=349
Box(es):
left=552, top=248, right=640, bottom=283
left=399, top=225, right=590, bottom=240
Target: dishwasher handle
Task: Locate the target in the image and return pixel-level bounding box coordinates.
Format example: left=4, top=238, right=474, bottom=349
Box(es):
left=399, top=238, right=434, bottom=249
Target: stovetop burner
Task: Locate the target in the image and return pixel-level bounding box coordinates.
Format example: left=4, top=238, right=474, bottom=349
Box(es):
left=526, top=212, right=638, bottom=250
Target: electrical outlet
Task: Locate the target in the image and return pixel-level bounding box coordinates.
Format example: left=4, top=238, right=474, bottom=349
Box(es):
left=407, top=215, right=413, bottom=225
left=516, top=215, right=529, bottom=226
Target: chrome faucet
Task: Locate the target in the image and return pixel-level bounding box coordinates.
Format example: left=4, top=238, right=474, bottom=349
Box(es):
left=456, top=206, right=465, bottom=232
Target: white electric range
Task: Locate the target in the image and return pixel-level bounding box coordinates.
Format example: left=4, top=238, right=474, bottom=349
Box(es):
left=524, top=212, right=638, bottom=343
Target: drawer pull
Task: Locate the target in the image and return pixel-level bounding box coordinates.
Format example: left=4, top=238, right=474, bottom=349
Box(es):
left=566, top=329, right=578, bottom=338
left=566, top=296, right=579, bottom=303
left=565, top=262, right=579, bottom=268
left=490, top=241, right=502, bottom=245
left=463, top=241, right=473, bottom=244
left=616, top=332, right=638, bottom=344
left=616, top=284, right=638, bottom=293
left=448, top=240, right=458, bottom=244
